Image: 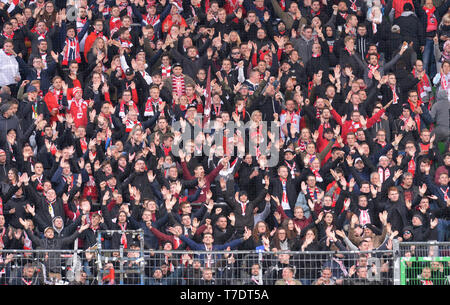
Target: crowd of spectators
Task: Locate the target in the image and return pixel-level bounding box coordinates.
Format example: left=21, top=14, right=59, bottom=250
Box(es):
left=0, top=0, right=448, bottom=285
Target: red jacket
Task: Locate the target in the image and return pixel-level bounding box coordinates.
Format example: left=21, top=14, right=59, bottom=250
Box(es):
left=69, top=98, right=89, bottom=128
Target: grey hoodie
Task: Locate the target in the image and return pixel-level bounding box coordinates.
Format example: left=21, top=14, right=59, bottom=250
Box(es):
left=292, top=34, right=314, bottom=64
left=429, top=89, right=450, bottom=141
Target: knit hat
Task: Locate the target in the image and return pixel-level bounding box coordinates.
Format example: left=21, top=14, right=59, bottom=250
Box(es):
left=73, top=87, right=82, bottom=96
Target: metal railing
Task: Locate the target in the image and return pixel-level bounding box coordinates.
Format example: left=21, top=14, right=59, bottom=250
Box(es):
left=0, top=233, right=448, bottom=285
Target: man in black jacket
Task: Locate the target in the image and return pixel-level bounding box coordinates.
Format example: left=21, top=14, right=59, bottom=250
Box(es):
left=220, top=175, right=269, bottom=234
left=19, top=217, right=89, bottom=280
left=394, top=3, right=425, bottom=54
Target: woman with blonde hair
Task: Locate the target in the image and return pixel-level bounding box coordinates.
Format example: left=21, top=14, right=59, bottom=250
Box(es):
left=87, top=37, right=109, bottom=67
left=226, top=31, right=241, bottom=48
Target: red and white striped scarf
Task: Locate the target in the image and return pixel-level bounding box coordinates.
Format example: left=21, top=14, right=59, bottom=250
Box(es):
left=144, top=14, right=160, bottom=26
left=349, top=0, right=357, bottom=12
left=297, top=140, right=308, bottom=152
left=310, top=167, right=323, bottom=182
left=368, top=64, right=379, bottom=79
left=378, top=167, right=390, bottom=183
left=119, top=39, right=133, bottom=49
left=172, top=75, right=185, bottom=96
left=118, top=2, right=133, bottom=16
left=36, top=30, right=47, bottom=40
left=162, top=65, right=171, bottom=78
left=119, top=100, right=138, bottom=118
left=440, top=73, right=448, bottom=90
left=144, top=97, right=163, bottom=117
left=125, top=119, right=142, bottom=132
left=359, top=209, right=371, bottom=226
left=62, top=37, right=81, bottom=65
left=308, top=186, right=319, bottom=200
left=109, top=17, right=122, bottom=35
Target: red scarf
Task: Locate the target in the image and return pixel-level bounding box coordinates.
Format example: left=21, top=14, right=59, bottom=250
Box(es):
left=80, top=137, right=88, bottom=154
left=144, top=97, right=163, bottom=117
left=2, top=32, right=13, bottom=39
left=413, top=68, right=432, bottom=99
left=419, top=142, right=430, bottom=154
left=125, top=119, right=142, bottom=132
left=118, top=222, right=127, bottom=249
left=62, top=37, right=81, bottom=65
left=441, top=186, right=449, bottom=201
left=423, top=6, right=438, bottom=32
left=119, top=99, right=138, bottom=118
left=236, top=107, right=246, bottom=120
left=408, top=155, right=416, bottom=176
left=368, top=64, right=379, bottom=79
left=109, top=17, right=122, bottom=35
left=407, top=99, right=422, bottom=131
left=350, top=120, right=361, bottom=133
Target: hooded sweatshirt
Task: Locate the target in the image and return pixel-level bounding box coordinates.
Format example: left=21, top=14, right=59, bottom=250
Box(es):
left=429, top=89, right=450, bottom=139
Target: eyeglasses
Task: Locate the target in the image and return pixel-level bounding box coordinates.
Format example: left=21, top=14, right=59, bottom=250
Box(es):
left=232, top=52, right=240, bottom=55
